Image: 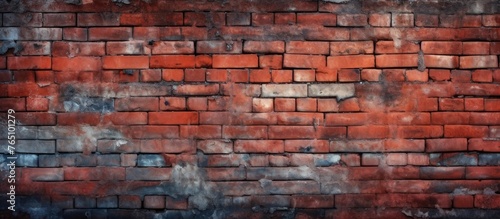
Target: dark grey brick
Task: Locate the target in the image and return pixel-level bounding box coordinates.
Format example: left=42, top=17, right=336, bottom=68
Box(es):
left=97, top=154, right=120, bottom=166
left=97, top=196, right=118, bottom=208
left=479, top=153, right=500, bottom=165
left=16, top=140, right=55, bottom=154
left=39, top=155, right=59, bottom=167
left=16, top=154, right=38, bottom=167
left=74, top=196, right=96, bottom=209
left=137, top=154, right=166, bottom=167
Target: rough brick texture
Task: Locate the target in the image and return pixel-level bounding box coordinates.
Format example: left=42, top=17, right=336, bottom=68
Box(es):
left=1, top=0, right=500, bottom=218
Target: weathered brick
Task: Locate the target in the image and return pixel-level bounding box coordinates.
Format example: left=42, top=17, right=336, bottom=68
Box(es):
left=308, top=84, right=355, bottom=101
left=234, top=140, right=284, bottom=153
left=261, top=84, right=307, bottom=97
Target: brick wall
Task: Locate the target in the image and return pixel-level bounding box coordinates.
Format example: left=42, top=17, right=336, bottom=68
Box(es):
left=1, top=0, right=500, bottom=218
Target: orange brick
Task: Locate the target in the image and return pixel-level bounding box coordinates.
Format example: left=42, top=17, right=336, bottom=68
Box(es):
left=259, top=55, right=282, bottom=69
left=8, top=57, right=51, bottom=70
left=328, top=55, right=374, bottom=68
left=150, top=55, right=195, bottom=68
left=213, top=54, right=258, bottom=68
left=376, top=54, right=418, bottom=68
left=294, top=69, right=315, bottom=82
left=103, top=56, right=149, bottom=69
left=162, top=69, right=184, bottom=81
left=421, top=41, right=462, bottom=54
left=284, top=54, right=326, bottom=68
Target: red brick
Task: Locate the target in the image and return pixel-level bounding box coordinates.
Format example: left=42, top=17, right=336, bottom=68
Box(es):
left=338, top=69, right=360, bottom=82
left=465, top=98, right=484, bottom=111
left=227, top=12, right=251, bottom=26
left=424, top=55, right=459, bottom=69
left=64, top=167, right=125, bottom=181
left=377, top=194, right=451, bottom=208
left=348, top=125, right=391, bottom=139
left=463, top=42, right=490, bottom=55
left=88, top=27, right=132, bottom=41
left=0, top=98, right=25, bottom=111
left=160, top=97, right=185, bottom=111
left=140, top=69, right=161, bottom=82
left=103, top=56, right=149, bottom=69
left=195, top=55, right=212, bottom=68
left=276, top=112, right=323, bottom=125
left=297, top=13, right=336, bottom=26
left=149, top=112, right=198, bottom=125
left=315, top=67, right=337, bottom=82
left=376, top=54, right=418, bottom=68
left=417, top=97, right=438, bottom=112
left=275, top=98, right=295, bottom=112
left=13, top=71, right=35, bottom=82
left=187, top=97, right=208, bottom=111
left=183, top=12, right=225, bottom=27
left=228, top=69, right=249, bottom=83
left=58, top=113, right=101, bottom=126
left=453, top=195, right=474, bottom=208
left=426, top=138, right=468, bottom=152
left=392, top=13, right=413, bottom=27
left=197, top=41, right=242, bottom=54
left=272, top=70, right=293, bottom=83
left=381, top=69, right=405, bottom=82
left=375, top=40, right=419, bottom=54
left=286, top=41, right=329, bottom=55
left=205, top=69, right=227, bottom=82
left=397, top=126, right=443, bottom=138
left=429, top=69, right=451, bottom=81
left=284, top=54, right=326, bottom=68
left=360, top=69, right=381, bottom=81
left=296, top=98, right=317, bottom=112
left=482, top=15, right=500, bottom=26
left=213, top=54, right=258, bottom=68
left=330, top=41, right=373, bottom=55
left=16, top=112, right=56, bottom=125
left=52, top=57, right=102, bottom=71
left=103, top=112, right=148, bottom=125
left=223, top=126, right=268, bottom=139
left=431, top=112, right=470, bottom=125
left=491, top=42, right=500, bottom=54
left=124, top=126, right=179, bottom=139
left=472, top=69, right=493, bottom=82
left=466, top=167, right=500, bottom=180
left=317, top=99, right=338, bottom=112
left=63, top=28, right=87, bottom=41
left=385, top=153, right=407, bottom=166
left=422, top=41, right=462, bottom=54
left=180, top=125, right=221, bottom=139
left=234, top=140, right=284, bottom=153
left=250, top=69, right=271, bottom=83
left=252, top=13, right=274, bottom=26
left=252, top=98, right=273, bottom=112
left=468, top=139, right=500, bottom=152
left=269, top=126, right=315, bottom=139
left=337, top=14, right=367, bottom=26
left=485, top=99, right=500, bottom=111
left=444, top=125, right=488, bottom=138
left=243, top=41, right=285, bottom=53
left=460, top=56, right=498, bottom=69
left=439, top=98, right=464, bottom=111
left=369, top=13, right=391, bottom=27
left=406, top=69, right=428, bottom=82
left=415, top=14, right=438, bottom=27
left=150, top=55, right=195, bottom=68
left=184, top=69, right=206, bottom=82
left=408, top=153, right=429, bottom=165
left=78, top=13, right=120, bottom=26
left=7, top=57, right=51, bottom=70
left=275, top=13, right=296, bottom=25
left=470, top=112, right=500, bottom=125
left=338, top=98, right=360, bottom=112
left=420, top=167, right=465, bottom=179
left=328, top=55, right=374, bottom=68
left=45, top=13, right=76, bottom=26
left=27, top=97, right=48, bottom=111
left=53, top=42, right=105, bottom=57
left=144, top=196, right=165, bottom=209
left=294, top=69, right=315, bottom=82
left=362, top=154, right=382, bottom=166
left=292, top=195, right=334, bottom=208
left=162, top=69, right=184, bottom=81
